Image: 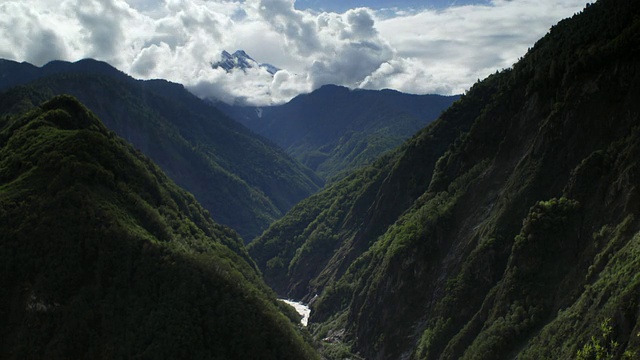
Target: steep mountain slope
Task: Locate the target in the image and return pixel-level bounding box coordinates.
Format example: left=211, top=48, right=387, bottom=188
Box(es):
left=219, top=85, right=458, bottom=180
left=0, top=95, right=318, bottom=359
left=249, top=0, right=640, bottom=358
left=0, top=60, right=323, bottom=241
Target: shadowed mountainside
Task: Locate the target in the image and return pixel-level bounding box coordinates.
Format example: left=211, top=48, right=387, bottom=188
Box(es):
left=0, top=60, right=323, bottom=241
left=0, top=95, right=318, bottom=359
left=219, top=85, right=458, bottom=181
left=249, top=0, right=640, bottom=358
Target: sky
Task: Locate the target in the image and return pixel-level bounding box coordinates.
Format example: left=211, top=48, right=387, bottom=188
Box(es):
left=0, top=0, right=588, bottom=106
left=293, top=0, right=490, bottom=12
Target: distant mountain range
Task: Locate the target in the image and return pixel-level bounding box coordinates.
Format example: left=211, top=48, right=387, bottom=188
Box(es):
left=212, top=50, right=280, bottom=75
left=0, top=58, right=322, bottom=241
left=219, top=85, right=459, bottom=180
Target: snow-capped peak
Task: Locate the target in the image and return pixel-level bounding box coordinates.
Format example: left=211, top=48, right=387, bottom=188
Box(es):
left=212, top=50, right=280, bottom=75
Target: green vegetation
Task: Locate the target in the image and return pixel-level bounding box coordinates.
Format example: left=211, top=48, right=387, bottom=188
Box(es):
left=221, top=85, right=458, bottom=181
left=576, top=319, right=636, bottom=360
left=250, top=0, right=640, bottom=358
left=249, top=153, right=399, bottom=298
left=3, top=0, right=640, bottom=358
left=0, top=61, right=323, bottom=241
left=0, top=95, right=318, bottom=359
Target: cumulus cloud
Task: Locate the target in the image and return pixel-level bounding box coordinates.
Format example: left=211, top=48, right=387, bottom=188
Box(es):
left=372, top=0, right=588, bottom=94
left=256, top=0, right=321, bottom=56
left=72, top=0, right=132, bottom=62
left=0, top=2, right=69, bottom=65
left=0, top=0, right=587, bottom=105
left=360, top=58, right=458, bottom=94
left=305, top=8, right=394, bottom=88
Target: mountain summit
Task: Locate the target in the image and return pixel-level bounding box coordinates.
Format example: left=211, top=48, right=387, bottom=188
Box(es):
left=212, top=50, right=280, bottom=75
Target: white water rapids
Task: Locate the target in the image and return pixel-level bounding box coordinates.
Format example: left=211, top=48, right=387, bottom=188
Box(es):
left=279, top=299, right=311, bottom=326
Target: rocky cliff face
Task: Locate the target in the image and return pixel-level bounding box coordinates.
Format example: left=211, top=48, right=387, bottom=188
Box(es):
left=249, top=0, right=640, bottom=358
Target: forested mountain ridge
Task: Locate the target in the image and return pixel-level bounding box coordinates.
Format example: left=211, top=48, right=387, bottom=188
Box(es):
left=249, top=0, right=640, bottom=358
left=219, top=85, right=458, bottom=181
left=0, top=95, right=318, bottom=359
left=0, top=59, right=323, bottom=241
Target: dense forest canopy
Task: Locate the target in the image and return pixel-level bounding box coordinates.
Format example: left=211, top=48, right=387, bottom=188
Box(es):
left=2, top=0, right=640, bottom=359
left=0, top=95, right=318, bottom=359
left=249, top=0, right=640, bottom=358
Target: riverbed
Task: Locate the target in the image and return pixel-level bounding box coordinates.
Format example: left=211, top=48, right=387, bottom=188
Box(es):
left=279, top=299, right=311, bottom=326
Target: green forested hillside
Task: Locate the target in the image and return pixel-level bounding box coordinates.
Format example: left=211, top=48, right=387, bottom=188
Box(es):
left=249, top=0, right=640, bottom=358
left=219, top=85, right=458, bottom=181
left=0, top=95, right=318, bottom=359
left=0, top=61, right=323, bottom=241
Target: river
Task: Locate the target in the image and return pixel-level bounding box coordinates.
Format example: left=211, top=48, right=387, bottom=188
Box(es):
left=279, top=299, right=311, bottom=326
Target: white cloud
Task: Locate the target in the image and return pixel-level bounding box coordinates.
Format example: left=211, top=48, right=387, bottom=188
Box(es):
left=0, top=2, right=69, bottom=65
left=372, top=0, right=587, bottom=94
left=255, top=0, right=321, bottom=57
left=72, top=0, right=133, bottom=62
left=0, top=0, right=587, bottom=105
left=360, top=58, right=458, bottom=94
